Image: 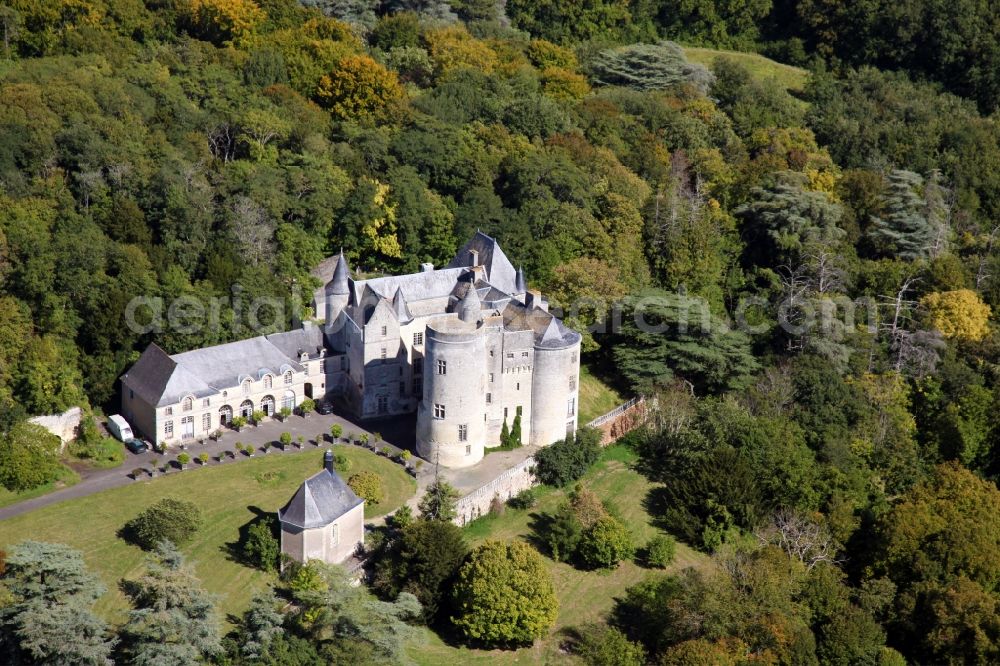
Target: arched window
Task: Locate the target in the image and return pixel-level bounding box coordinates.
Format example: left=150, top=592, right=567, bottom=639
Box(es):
left=260, top=395, right=275, bottom=416
left=219, top=405, right=233, bottom=425
left=263, top=374, right=272, bottom=389
left=282, top=390, right=295, bottom=411
left=182, top=396, right=193, bottom=411
left=240, top=400, right=254, bottom=419
left=242, top=379, right=252, bottom=395
left=284, top=371, right=293, bottom=385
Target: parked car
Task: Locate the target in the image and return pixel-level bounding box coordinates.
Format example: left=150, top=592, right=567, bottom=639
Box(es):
left=315, top=400, right=334, bottom=415
left=107, top=414, right=135, bottom=442
left=124, top=438, right=148, bottom=454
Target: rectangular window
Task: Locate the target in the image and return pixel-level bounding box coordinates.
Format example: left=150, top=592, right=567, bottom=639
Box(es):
left=381, top=325, right=387, bottom=336
left=284, top=372, right=293, bottom=386
left=202, top=413, right=211, bottom=431
left=413, top=332, right=423, bottom=346
left=489, top=373, right=494, bottom=383
left=569, top=376, right=576, bottom=390
left=465, top=444, right=471, bottom=455
left=181, top=416, right=194, bottom=439
left=399, top=381, right=405, bottom=395
left=165, top=406, right=173, bottom=416
left=504, top=407, right=508, bottom=419
left=521, top=351, right=528, bottom=358
left=164, top=420, right=173, bottom=437
left=413, top=377, right=422, bottom=394
left=129, top=389, right=134, bottom=399
left=437, top=359, right=446, bottom=375
left=434, top=403, right=445, bottom=419
left=506, top=352, right=514, bottom=359
left=517, top=405, right=523, bottom=416
left=568, top=397, right=576, bottom=417
left=458, top=424, right=468, bottom=441
left=341, top=356, right=347, bottom=370
left=331, top=524, right=339, bottom=546
left=516, top=382, right=520, bottom=391
left=320, top=360, right=326, bottom=373
left=486, top=393, right=492, bottom=404
left=489, top=350, right=494, bottom=357
left=381, top=347, right=387, bottom=360
left=571, top=353, right=578, bottom=363
left=203, top=398, right=210, bottom=407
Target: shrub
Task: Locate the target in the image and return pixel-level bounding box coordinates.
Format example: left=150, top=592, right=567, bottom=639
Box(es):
left=572, top=623, right=647, bottom=666
left=577, top=516, right=635, bottom=569
left=334, top=452, right=350, bottom=473
left=197, top=452, right=209, bottom=465
left=243, top=516, right=280, bottom=572
left=508, top=488, right=537, bottom=510
left=359, top=433, right=370, bottom=447
left=451, top=541, right=558, bottom=646
left=330, top=424, right=343, bottom=440
left=645, top=534, right=677, bottom=568
left=124, top=498, right=202, bottom=550
left=279, top=432, right=292, bottom=447
left=251, top=410, right=266, bottom=424
left=0, top=423, right=63, bottom=491
left=348, top=471, right=385, bottom=504
left=533, top=427, right=602, bottom=486
left=279, top=407, right=292, bottom=421
left=296, top=435, right=304, bottom=447
left=299, top=399, right=315, bottom=414
left=400, top=450, right=412, bottom=464
left=131, top=468, right=146, bottom=479
left=176, top=453, right=191, bottom=467
left=231, top=416, right=247, bottom=430
left=390, top=505, right=413, bottom=529
left=380, top=446, right=391, bottom=457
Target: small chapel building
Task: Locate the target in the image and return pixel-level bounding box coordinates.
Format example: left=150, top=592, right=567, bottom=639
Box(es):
left=277, top=450, right=365, bottom=566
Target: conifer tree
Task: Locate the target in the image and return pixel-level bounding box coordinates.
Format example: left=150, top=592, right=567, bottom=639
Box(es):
left=418, top=478, right=461, bottom=522
left=0, top=541, right=115, bottom=665
left=121, top=541, right=222, bottom=665
left=510, top=412, right=522, bottom=447
left=500, top=417, right=511, bottom=447
left=869, top=170, right=936, bottom=260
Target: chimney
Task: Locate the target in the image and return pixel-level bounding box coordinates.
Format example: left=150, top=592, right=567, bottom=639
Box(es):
left=469, top=249, right=479, bottom=266
left=323, top=449, right=334, bottom=473
left=525, top=289, right=541, bottom=309
left=421, top=262, right=434, bottom=272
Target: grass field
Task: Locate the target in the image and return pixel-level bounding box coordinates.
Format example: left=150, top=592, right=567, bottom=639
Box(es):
left=578, top=364, right=626, bottom=424
left=683, top=45, right=809, bottom=95
left=407, top=445, right=708, bottom=665
left=0, top=445, right=415, bottom=625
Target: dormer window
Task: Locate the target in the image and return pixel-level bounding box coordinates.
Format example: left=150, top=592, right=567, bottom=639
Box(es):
left=242, top=379, right=251, bottom=395
left=263, top=375, right=272, bottom=389
left=182, top=397, right=193, bottom=412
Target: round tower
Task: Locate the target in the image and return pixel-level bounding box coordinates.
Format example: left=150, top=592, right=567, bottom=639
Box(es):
left=530, top=320, right=582, bottom=447
left=416, top=318, right=487, bottom=468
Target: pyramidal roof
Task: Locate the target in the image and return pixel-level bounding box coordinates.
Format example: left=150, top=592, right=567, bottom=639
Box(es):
left=392, top=288, right=413, bottom=323
left=278, top=467, right=364, bottom=529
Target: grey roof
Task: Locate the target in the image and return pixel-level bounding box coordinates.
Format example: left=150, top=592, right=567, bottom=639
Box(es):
left=448, top=232, right=518, bottom=294
left=278, top=467, right=364, bottom=529
left=126, top=335, right=307, bottom=408
left=392, top=288, right=413, bottom=324
left=457, top=281, right=482, bottom=323
left=327, top=251, right=350, bottom=295
left=123, top=344, right=179, bottom=406
left=351, top=267, right=468, bottom=305
left=265, top=325, right=325, bottom=359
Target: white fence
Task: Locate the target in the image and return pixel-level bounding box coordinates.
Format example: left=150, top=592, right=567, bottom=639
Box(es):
left=586, top=396, right=643, bottom=429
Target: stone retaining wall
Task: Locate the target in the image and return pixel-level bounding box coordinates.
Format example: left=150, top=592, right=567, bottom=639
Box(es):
left=29, top=407, right=82, bottom=448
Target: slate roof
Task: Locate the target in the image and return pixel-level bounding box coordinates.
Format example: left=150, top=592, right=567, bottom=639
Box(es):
left=278, top=468, right=364, bottom=529
left=125, top=335, right=307, bottom=408
left=448, top=231, right=518, bottom=295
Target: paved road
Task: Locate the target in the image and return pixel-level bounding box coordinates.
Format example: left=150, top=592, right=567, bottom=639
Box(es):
left=0, top=411, right=421, bottom=522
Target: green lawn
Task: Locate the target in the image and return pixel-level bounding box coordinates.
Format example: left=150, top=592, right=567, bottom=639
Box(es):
left=407, top=445, right=708, bottom=665
left=0, top=445, right=415, bottom=625
left=682, top=45, right=809, bottom=95
left=578, top=364, right=626, bottom=424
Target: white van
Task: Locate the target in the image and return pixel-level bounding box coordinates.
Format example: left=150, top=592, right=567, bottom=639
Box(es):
left=107, top=414, right=135, bottom=442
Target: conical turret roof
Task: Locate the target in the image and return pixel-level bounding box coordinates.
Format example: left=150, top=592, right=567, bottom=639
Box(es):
left=326, top=250, right=350, bottom=295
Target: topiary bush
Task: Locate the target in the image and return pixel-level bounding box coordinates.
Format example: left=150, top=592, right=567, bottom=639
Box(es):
left=645, top=534, right=677, bottom=569
left=123, top=498, right=202, bottom=550
left=348, top=471, right=385, bottom=504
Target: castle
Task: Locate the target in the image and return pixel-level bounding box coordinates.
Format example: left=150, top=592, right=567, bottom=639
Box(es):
left=121, top=232, right=581, bottom=468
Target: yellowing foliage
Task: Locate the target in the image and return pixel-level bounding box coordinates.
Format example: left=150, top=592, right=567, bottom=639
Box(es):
left=361, top=178, right=402, bottom=260
left=920, top=289, right=992, bottom=341
left=422, top=25, right=499, bottom=76
left=541, top=66, right=590, bottom=101
left=527, top=39, right=578, bottom=70
left=188, top=0, right=265, bottom=46
left=316, top=55, right=406, bottom=123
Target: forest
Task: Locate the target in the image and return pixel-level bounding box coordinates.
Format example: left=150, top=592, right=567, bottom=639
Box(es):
left=2, top=0, right=1000, bottom=664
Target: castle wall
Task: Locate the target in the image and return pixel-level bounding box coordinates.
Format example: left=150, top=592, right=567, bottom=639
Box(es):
left=416, top=318, right=486, bottom=467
